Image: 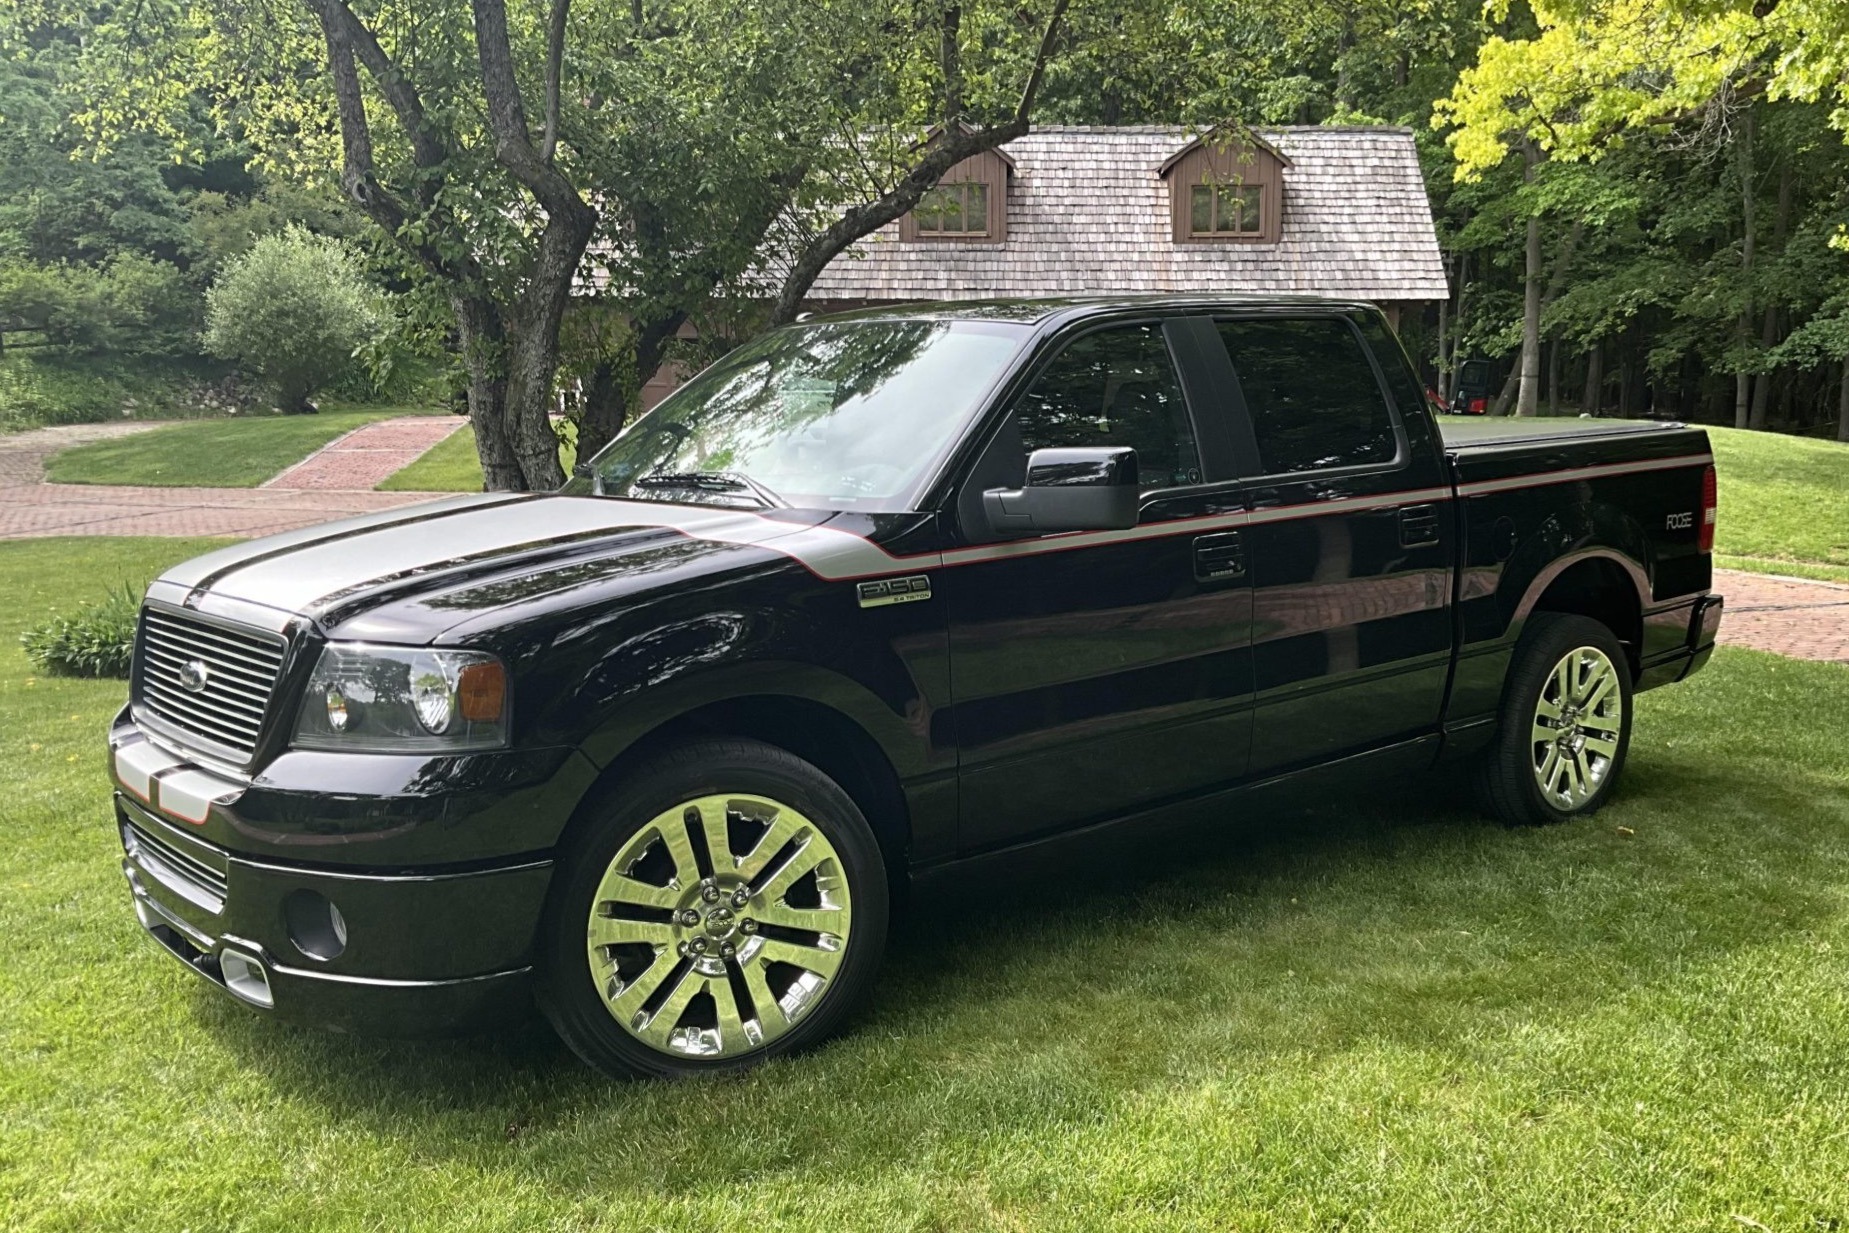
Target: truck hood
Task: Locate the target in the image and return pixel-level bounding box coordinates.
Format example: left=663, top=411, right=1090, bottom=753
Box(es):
left=147, top=493, right=918, bottom=640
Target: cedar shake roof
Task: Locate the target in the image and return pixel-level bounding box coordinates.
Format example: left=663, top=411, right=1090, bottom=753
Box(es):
left=806, top=125, right=1449, bottom=304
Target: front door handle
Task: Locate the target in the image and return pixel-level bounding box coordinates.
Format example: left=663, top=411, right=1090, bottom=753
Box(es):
left=1398, top=504, right=1441, bottom=548
left=1193, top=531, right=1246, bottom=582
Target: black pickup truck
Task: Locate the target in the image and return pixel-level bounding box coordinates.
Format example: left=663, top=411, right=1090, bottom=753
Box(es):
left=109, top=297, right=1722, bottom=1078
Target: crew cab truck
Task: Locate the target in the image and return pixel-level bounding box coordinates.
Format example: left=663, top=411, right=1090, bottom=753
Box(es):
left=109, top=297, right=1723, bottom=1079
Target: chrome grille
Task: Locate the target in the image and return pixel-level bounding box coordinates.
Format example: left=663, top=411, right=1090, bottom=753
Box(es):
left=135, top=607, right=286, bottom=760
left=122, top=818, right=228, bottom=913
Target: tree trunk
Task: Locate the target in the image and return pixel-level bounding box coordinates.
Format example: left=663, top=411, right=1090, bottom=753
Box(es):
left=1516, top=220, right=1543, bottom=415
left=504, top=324, right=569, bottom=492
left=453, top=295, right=523, bottom=492
left=1547, top=335, right=1560, bottom=416
left=1838, top=358, right=1849, bottom=443
left=580, top=359, right=626, bottom=464
left=576, top=311, right=687, bottom=460
left=1748, top=156, right=1791, bottom=431
left=1734, top=103, right=1756, bottom=431
left=1334, top=9, right=1358, bottom=110
left=1435, top=277, right=1449, bottom=402
left=1583, top=343, right=1603, bottom=416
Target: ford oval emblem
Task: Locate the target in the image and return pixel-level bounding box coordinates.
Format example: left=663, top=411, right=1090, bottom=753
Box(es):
left=178, top=659, right=211, bottom=693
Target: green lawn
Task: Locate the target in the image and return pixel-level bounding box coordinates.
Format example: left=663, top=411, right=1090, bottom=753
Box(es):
left=377, top=422, right=575, bottom=492
left=4, top=536, right=1849, bottom=1230
left=43, top=404, right=441, bottom=488
left=1708, top=426, right=1849, bottom=582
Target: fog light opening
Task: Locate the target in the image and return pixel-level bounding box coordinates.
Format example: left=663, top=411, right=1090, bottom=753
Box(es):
left=219, top=949, right=274, bottom=1009
left=284, top=889, right=349, bottom=961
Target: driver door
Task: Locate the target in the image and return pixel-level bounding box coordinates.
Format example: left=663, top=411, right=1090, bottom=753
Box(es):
left=944, top=320, right=1256, bottom=852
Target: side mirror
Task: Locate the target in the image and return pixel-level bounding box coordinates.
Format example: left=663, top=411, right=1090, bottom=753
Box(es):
left=983, top=447, right=1139, bottom=537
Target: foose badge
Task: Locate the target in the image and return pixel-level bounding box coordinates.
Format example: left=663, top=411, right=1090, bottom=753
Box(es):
left=856, top=575, right=933, bottom=608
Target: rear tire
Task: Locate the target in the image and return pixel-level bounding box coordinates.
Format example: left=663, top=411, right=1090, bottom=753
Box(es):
left=537, top=738, right=889, bottom=1079
left=1474, top=613, right=1634, bottom=828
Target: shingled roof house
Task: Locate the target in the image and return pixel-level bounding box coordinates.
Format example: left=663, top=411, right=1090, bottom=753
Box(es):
left=805, top=125, right=1449, bottom=319
left=627, top=124, right=1448, bottom=408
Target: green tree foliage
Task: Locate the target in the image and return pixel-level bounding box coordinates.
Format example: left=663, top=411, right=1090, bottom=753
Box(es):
left=1436, top=0, right=1849, bottom=436
left=57, top=0, right=1076, bottom=488
left=204, top=229, right=387, bottom=412
left=1, top=3, right=376, bottom=431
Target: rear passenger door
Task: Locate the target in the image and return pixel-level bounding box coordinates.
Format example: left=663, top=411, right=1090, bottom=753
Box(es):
left=1208, top=313, right=1456, bottom=775
left=945, top=320, right=1255, bottom=850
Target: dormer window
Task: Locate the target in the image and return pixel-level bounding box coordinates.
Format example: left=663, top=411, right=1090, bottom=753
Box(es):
left=1189, top=182, right=1263, bottom=237
left=916, top=182, right=990, bottom=236
left=900, top=144, right=1012, bottom=242
left=1161, top=131, right=1289, bottom=244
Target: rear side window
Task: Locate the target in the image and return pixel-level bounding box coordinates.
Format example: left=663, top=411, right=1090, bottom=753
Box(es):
left=1216, top=317, right=1398, bottom=475
left=1013, top=323, right=1202, bottom=490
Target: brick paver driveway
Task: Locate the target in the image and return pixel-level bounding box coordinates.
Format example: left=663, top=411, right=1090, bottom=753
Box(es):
left=265, top=416, right=463, bottom=490
left=1714, top=569, right=1849, bottom=664
left=0, top=420, right=445, bottom=539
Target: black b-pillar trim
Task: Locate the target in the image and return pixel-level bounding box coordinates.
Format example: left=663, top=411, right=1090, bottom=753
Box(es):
left=1164, top=316, right=1257, bottom=482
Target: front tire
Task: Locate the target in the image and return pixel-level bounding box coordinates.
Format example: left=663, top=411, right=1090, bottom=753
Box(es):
left=538, top=738, right=889, bottom=1079
left=1475, top=613, right=1634, bottom=827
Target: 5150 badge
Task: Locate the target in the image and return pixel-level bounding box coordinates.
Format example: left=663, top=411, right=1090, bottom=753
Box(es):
left=856, top=575, right=933, bottom=608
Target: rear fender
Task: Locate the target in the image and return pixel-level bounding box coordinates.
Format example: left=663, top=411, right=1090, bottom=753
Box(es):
left=1499, top=500, right=1652, bottom=643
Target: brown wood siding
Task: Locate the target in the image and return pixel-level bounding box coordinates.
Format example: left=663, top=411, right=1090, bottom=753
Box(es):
left=1165, top=141, right=1283, bottom=244
left=899, top=149, right=1009, bottom=242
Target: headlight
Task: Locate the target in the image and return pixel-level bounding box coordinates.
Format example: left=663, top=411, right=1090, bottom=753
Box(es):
left=292, top=644, right=508, bottom=752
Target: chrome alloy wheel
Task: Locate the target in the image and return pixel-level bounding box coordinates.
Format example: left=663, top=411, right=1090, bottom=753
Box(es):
left=585, top=794, right=853, bottom=1060
left=1529, top=645, right=1625, bottom=811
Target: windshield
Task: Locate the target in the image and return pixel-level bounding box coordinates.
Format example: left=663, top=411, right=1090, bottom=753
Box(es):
left=568, top=318, right=1028, bottom=511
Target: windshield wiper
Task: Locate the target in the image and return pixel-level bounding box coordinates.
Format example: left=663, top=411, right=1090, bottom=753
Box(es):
left=632, top=470, right=788, bottom=509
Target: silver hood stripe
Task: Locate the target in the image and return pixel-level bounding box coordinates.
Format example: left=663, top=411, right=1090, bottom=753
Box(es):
left=157, top=494, right=519, bottom=591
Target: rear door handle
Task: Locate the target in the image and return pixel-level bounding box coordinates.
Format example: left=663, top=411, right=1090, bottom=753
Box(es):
left=1193, top=531, right=1246, bottom=582
left=1398, top=504, right=1441, bottom=548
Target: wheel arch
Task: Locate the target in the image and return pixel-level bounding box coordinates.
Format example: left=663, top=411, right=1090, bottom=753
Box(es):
left=1513, top=550, right=1648, bottom=674
left=565, top=669, right=921, bottom=883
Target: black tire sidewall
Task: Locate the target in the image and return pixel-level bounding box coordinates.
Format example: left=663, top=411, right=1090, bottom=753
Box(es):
left=537, top=738, right=889, bottom=1079
left=1485, top=613, right=1635, bottom=826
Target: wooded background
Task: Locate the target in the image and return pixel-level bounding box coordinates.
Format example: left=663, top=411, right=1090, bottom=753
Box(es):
left=4, top=0, right=1847, bottom=489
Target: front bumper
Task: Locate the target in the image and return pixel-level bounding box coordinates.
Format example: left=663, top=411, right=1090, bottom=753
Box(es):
left=111, top=729, right=559, bottom=1036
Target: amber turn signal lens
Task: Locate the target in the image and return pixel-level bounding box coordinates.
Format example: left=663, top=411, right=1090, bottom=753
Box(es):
left=457, top=661, right=506, bottom=722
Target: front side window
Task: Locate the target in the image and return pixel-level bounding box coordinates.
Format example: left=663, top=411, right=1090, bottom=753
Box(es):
left=1189, top=182, right=1263, bottom=236
left=573, top=319, right=1028, bottom=511
left=1013, top=324, right=1202, bottom=490
left=1216, top=317, right=1398, bottom=475
left=914, top=182, right=990, bottom=235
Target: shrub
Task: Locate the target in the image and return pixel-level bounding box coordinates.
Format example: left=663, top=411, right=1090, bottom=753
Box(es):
left=20, top=584, right=141, bottom=678
left=0, top=355, right=253, bottom=433
left=204, top=228, right=387, bottom=413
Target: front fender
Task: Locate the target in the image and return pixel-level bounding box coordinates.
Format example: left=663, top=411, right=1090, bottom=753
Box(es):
left=574, top=657, right=934, bottom=779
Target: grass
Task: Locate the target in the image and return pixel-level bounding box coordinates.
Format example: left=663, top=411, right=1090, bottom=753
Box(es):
left=377, top=422, right=575, bottom=492
left=1708, top=426, right=1849, bottom=582
left=4, top=537, right=1849, bottom=1230
left=41, top=403, right=442, bottom=488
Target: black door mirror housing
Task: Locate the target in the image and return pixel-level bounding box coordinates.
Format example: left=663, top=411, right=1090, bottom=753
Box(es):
left=983, top=447, right=1140, bottom=537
